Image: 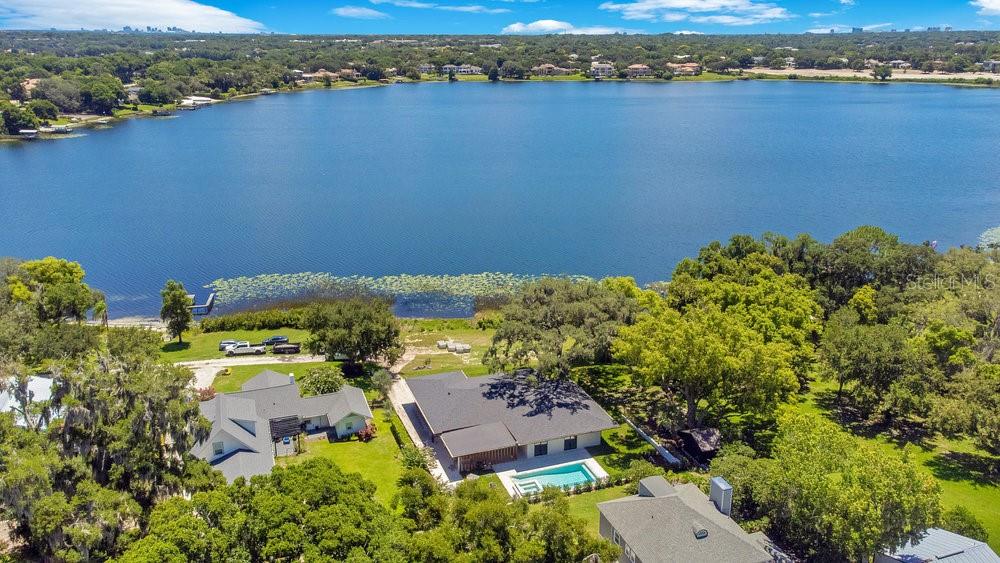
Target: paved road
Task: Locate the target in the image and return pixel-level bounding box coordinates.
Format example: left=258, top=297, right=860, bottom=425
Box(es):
left=177, top=354, right=326, bottom=388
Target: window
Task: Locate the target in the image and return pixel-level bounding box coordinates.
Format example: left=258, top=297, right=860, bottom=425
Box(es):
left=212, top=442, right=224, bottom=456
left=564, top=436, right=578, bottom=451
left=346, top=421, right=353, bottom=431
left=534, top=443, right=548, bottom=457
left=612, top=529, right=621, bottom=545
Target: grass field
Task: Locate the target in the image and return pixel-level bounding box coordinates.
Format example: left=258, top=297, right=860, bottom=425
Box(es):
left=160, top=328, right=310, bottom=362
left=791, top=380, right=1000, bottom=550
left=398, top=319, right=495, bottom=377
left=277, top=409, right=403, bottom=506
left=561, top=485, right=631, bottom=535
left=212, top=361, right=341, bottom=393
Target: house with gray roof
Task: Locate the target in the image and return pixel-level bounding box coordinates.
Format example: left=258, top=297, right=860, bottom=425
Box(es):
left=877, top=528, right=1000, bottom=563
left=597, top=476, right=775, bottom=563
left=407, top=370, right=616, bottom=473
left=191, top=370, right=373, bottom=482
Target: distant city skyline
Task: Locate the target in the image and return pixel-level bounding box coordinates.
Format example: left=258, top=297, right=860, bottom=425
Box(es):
left=0, top=0, right=997, bottom=35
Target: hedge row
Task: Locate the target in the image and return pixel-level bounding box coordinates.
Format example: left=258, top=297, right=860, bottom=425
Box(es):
left=200, top=307, right=308, bottom=332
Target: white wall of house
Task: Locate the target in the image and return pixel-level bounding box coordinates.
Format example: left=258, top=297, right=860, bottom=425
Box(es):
left=303, top=415, right=329, bottom=431
left=209, top=430, right=252, bottom=461
left=524, top=430, right=603, bottom=458
left=334, top=414, right=368, bottom=438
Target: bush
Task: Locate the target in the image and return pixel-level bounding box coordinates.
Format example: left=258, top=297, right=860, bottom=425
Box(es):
left=356, top=422, right=376, bottom=442
left=622, top=459, right=664, bottom=493
left=399, top=445, right=433, bottom=470
left=196, top=387, right=216, bottom=401
left=475, top=310, right=503, bottom=330
left=200, top=307, right=306, bottom=332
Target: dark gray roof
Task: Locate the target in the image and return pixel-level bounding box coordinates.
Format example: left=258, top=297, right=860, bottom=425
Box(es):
left=598, top=477, right=772, bottom=563
left=407, top=371, right=616, bottom=449
left=440, top=422, right=516, bottom=458
left=192, top=394, right=274, bottom=482
left=191, top=371, right=373, bottom=482
left=882, top=528, right=1000, bottom=563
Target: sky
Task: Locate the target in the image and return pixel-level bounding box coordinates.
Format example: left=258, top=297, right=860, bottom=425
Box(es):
left=0, top=0, right=997, bottom=36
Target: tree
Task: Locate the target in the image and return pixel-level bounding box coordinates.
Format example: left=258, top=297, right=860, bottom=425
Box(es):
left=614, top=300, right=797, bottom=428
left=485, top=278, right=638, bottom=380
left=488, top=66, right=500, bottom=81
left=302, top=299, right=403, bottom=369
left=299, top=364, right=346, bottom=396
left=930, top=363, right=1000, bottom=454
left=714, top=412, right=941, bottom=561
left=872, top=64, right=893, bottom=80
left=159, top=280, right=192, bottom=343
left=941, top=506, right=989, bottom=542
left=371, top=368, right=393, bottom=404
left=0, top=102, right=39, bottom=135
left=26, top=99, right=58, bottom=120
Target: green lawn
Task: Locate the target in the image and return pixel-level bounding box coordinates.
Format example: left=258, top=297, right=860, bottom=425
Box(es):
left=672, top=71, right=738, bottom=82
left=398, top=319, right=494, bottom=377
left=562, top=485, right=631, bottom=535
left=212, top=361, right=340, bottom=393
left=587, top=424, right=657, bottom=479
left=160, top=328, right=310, bottom=362
left=791, top=380, right=1000, bottom=550
left=278, top=409, right=404, bottom=506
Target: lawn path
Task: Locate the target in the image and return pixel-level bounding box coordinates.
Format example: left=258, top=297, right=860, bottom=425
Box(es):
left=178, top=354, right=325, bottom=388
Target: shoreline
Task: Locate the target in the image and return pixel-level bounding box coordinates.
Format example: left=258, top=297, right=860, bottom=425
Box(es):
left=4, top=69, right=997, bottom=144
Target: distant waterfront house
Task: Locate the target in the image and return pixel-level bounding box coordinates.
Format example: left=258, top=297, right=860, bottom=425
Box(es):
left=889, top=60, right=912, bottom=69
left=598, top=476, right=775, bottom=563
left=407, top=371, right=617, bottom=473
left=0, top=374, right=58, bottom=428
left=667, top=62, right=702, bottom=76
left=418, top=63, right=435, bottom=74
left=441, top=64, right=459, bottom=75
left=191, top=370, right=373, bottom=482
left=626, top=64, right=652, bottom=78
left=590, top=61, right=615, bottom=78
left=340, top=68, right=361, bottom=80
left=877, top=528, right=1000, bottom=563
left=532, top=63, right=574, bottom=76
left=983, top=60, right=1000, bottom=73
left=456, top=64, right=482, bottom=75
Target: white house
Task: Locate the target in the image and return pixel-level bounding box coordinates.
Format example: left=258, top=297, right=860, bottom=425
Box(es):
left=191, top=370, right=374, bottom=482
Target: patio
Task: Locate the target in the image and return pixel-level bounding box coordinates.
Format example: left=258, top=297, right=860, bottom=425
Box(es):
left=494, top=449, right=609, bottom=498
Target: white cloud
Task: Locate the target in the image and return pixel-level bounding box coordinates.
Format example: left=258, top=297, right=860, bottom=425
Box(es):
left=501, top=19, right=640, bottom=34
left=673, top=29, right=703, bottom=33
left=370, top=0, right=509, bottom=14
left=840, top=0, right=855, bottom=5
left=972, top=0, right=1000, bottom=16
left=598, top=0, right=794, bottom=26
left=332, top=5, right=391, bottom=18
left=0, top=0, right=264, bottom=32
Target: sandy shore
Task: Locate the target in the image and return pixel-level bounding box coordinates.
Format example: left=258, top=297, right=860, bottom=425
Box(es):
left=749, top=67, right=998, bottom=82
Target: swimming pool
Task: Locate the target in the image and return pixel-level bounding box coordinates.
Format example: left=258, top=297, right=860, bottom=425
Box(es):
left=511, top=462, right=597, bottom=495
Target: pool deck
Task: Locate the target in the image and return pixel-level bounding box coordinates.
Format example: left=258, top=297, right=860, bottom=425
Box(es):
left=494, top=450, right=609, bottom=498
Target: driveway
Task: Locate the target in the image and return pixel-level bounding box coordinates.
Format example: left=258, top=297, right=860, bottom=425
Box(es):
left=387, top=376, right=464, bottom=486
left=177, top=354, right=325, bottom=389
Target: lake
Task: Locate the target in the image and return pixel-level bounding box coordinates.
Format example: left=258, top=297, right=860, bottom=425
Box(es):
left=2, top=80, right=999, bottom=317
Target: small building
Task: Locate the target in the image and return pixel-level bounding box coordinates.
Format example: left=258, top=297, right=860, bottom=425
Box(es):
left=877, top=528, right=1000, bottom=563
left=456, top=64, right=482, bottom=75
left=302, top=68, right=340, bottom=82
left=418, top=63, right=436, bottom=74
left=626, top=64, right=652, bottom=78
left=889, top=60, right=912, bottom=69
left=17, top=129, right=38, bottom=138
left=340, top=68, right=361, bottom=80
left=598, top=476, right=775, bottom=563
left=679, top=427, right=722, bottom=462
left=667, top=62, right=703, bottom=76
left=590, top=61, right=615, bottom=78
left=983, top=60, right=1000, bottom=73
left=440, top=64, right=459, bottom=75
left=191, top=370, right=374, bottom=482
left=532, top=63, right=573, bottom=76
left=407, top=371, right=617, bottom=473
left=0, top=374, right=58, bottom=427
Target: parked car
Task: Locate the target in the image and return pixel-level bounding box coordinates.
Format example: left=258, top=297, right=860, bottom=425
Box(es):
left=273, top=342, right=301, bottom=354
left=225, top=343, right=266, bottom=356
left=262, top=335, right=289, bottom=346
left=223, top=340, right=250, bottom=352
left=218, top=339, right=239, bottom=351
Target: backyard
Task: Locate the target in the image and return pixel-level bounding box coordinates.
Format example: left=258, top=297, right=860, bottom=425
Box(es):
left=160, top=327, right=311, bottom=362
left=278, top=408, right=410, bottom=506
left=211, top=361, right=349, bottom=394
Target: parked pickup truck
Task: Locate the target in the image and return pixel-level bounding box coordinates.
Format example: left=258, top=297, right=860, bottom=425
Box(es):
left=272, top=342, right=301, bottom=355
left=225, top=343, right=266, bottom=356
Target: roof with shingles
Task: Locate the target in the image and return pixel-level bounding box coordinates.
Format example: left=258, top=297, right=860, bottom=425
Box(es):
left=440, top=422, right=516, bottom=458
left=598, top=476, right=772, bottom=563
left=407, top=371, right=616, bottom=449
left=881, top=528, right=1000, bottom=563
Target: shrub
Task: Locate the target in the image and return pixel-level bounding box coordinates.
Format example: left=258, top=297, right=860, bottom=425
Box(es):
left=200, top=307, right=306, bottom=332
left=399, top=445, right=433, bottom=470
left=196, top=387, right=216, bottom=401
left=356, top=422, right=376, bottom=442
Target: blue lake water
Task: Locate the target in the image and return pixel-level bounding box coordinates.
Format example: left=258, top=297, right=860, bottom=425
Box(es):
left=2, top=81, right=999, bottom=317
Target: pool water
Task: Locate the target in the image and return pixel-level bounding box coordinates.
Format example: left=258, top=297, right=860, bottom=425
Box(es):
left=512, top=462, right=596, bottom=495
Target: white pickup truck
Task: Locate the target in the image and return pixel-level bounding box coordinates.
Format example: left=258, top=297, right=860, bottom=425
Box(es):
left=225, top=342, right=266, bottom=356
